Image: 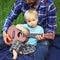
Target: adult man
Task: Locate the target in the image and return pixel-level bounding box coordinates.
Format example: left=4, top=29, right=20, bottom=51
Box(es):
left=1, top=0, right=57, bottom=60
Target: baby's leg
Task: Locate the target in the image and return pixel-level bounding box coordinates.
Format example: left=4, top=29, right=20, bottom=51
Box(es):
left=13, top=50, right=18, bottom=60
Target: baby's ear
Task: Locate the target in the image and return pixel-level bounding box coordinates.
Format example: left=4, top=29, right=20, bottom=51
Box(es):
left=37, top=19, right=38, bottom=22
left=36, top=18, right=38, bottom=20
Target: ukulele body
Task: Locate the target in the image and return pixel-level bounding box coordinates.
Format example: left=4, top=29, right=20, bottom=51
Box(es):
left=7, top=25, right=28, bottom=44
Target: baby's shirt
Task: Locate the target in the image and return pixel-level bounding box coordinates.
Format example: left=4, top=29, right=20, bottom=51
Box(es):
left=21, top=24, right=44, bottom=46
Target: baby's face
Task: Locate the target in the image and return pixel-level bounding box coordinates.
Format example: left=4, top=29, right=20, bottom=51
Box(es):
left=26, top=17, right=38, bottom=28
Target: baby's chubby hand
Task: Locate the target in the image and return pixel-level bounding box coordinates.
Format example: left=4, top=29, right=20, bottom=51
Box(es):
left=35, top=34, right=44, bottom=41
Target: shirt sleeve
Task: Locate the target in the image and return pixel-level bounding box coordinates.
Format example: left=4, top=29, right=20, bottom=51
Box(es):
left=41, top=27, right=44, bottom=34
left=39, top=26, right=44, bottom=34
left=47, top=1, right=57, bottom=33
left=2, top=0, right=22, bottom=31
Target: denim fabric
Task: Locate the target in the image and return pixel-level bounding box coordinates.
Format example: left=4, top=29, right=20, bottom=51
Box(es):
left=34, top=40, right=50, bottom=60
left=0, top=35, right=9, bottom=50
left=0, top=35, right=50, bottom=60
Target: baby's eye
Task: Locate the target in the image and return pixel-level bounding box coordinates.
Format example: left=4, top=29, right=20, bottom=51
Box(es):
left=32, top=19, right=35, bottom=21
left=28, top=20, right=31, bottom=22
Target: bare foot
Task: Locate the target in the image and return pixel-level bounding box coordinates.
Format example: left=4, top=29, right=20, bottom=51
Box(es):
left=19, top=51, right=23, bottom=54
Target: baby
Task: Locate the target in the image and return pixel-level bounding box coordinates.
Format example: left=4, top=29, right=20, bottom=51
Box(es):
left=9, top=9, right=44, bottom=60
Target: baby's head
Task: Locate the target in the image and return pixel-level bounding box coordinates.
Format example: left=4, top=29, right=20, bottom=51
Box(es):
left=24, top=9, right=38, bottom=28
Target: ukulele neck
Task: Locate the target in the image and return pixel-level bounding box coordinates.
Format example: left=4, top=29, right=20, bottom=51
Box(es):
left=23, top=33, right=43, bottom=38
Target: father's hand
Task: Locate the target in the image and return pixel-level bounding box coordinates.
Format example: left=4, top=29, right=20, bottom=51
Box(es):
left=3, top=31, right=12, bottom=46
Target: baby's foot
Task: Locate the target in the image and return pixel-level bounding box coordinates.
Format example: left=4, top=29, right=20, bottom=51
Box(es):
left=19, top=51, right=23, bottom=54
left=13, top=56, right=17, bottom=60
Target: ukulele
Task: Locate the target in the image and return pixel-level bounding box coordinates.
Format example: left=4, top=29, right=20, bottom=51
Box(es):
left=7, top=25, right=55, bottom=44
left=7, top=25, right=43, bottom=42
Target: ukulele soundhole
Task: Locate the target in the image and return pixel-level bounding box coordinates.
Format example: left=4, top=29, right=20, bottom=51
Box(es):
left=12, top=31, right=15, bottom=39
left=17, top=31, right=22, bottom=37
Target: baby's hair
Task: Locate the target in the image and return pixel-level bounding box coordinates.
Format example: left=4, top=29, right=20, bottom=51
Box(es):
left=24, top=9, right=38, bottom=20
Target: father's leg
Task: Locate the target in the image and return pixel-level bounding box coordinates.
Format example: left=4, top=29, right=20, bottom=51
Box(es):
left=34, top=40, right=50, bottom=60
left=0, top=35, right=9, bottom=49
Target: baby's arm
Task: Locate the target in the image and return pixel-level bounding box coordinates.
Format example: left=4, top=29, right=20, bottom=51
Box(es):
left=16, top=24, right=29, bottom=42
left=16, top=24, right=29, bottom=35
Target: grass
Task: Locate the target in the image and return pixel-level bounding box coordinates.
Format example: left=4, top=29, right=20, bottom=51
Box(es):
left=0, top=0, right=24, bottom=33
left=0, top=0, right=60, bottom=34
left=53, top=0, right=60, bottom=34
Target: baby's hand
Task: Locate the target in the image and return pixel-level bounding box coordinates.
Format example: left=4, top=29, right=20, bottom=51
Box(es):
left=35, top=34, right=44, bottom=41
left=16, top=24, right=24, bottom=30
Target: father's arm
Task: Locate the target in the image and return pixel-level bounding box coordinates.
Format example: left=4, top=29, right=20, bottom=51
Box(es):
left=2, top=0, right=22, bottom=31
left=2, top=0, right=22, bottom=45
left=44, top=1, right=57, bottom=40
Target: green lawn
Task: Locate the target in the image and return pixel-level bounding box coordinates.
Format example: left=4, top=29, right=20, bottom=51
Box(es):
left=0, top=0, right=60, bottom=34
left=53, top=0, right=60, bottom=34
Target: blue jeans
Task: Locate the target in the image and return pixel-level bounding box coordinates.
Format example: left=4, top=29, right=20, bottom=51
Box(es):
left=0, top=35, right=50, bottom=60
left=34, top=40, right=50, bottom=60
left=0, top=35, right=9, bottom=49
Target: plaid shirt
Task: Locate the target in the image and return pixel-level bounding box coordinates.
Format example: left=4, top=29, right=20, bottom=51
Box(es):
left=2, top=0, right=57, bottom=33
